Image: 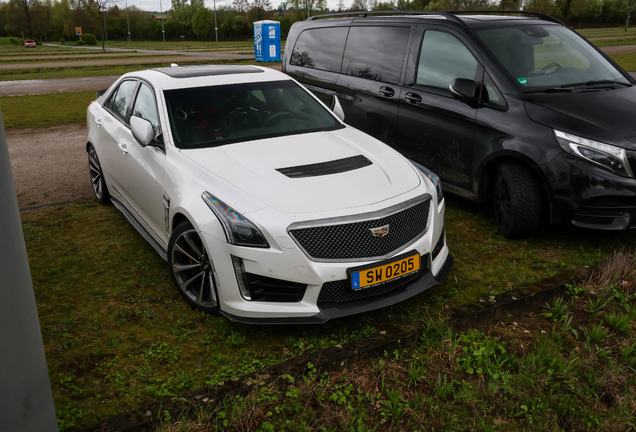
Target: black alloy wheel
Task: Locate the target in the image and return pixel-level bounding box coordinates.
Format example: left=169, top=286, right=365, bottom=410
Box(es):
left=168, top=221, right=220, bottom=314
left=88, top=144, right=110, bottom=204
left=492, top=162, right=542, bottom=239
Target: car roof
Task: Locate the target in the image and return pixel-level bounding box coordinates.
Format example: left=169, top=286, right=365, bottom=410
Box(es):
left=122, top=65, right=292, bottom=91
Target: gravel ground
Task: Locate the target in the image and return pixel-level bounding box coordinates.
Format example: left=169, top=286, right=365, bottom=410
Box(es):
left=7, top=124, right=93, bottom=210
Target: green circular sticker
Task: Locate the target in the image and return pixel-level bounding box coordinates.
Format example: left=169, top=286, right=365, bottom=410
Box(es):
left=518, top=77, right=528, bottom=84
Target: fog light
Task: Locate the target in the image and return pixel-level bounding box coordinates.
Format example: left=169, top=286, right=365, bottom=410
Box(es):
left=231, top=255, right=251, bottom=300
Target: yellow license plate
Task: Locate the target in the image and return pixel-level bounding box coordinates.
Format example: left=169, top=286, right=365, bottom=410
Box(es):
left=351, top=252, right=420, bottom=290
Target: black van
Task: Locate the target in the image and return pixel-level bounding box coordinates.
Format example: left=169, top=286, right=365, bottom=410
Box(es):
left=282, top=11, right=636, bottom=238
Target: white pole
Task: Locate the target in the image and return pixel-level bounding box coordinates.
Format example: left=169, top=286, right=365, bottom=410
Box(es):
left=125, top=0, right=131, bottom=47
left=160, top=0, right=165, bottom=42
left=214, top=0, right=218, bottom=45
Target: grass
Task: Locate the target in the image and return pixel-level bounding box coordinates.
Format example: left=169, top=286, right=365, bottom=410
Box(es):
left=22, top=198, right=636, bottom=429
left=608, top=52, right=636, bottom=71
left=0, top=90, right=95, bottom=129
left=0, top=59, right=278, bottom=82
left=155, top=252, right=636, bottom=431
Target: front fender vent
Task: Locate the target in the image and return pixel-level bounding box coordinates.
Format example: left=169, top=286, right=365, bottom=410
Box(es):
left=276, top=155, right=372, bottom=178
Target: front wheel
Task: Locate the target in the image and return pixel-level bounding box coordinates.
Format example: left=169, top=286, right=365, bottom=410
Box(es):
left=168, top=221, right=220, bottom=314
left=492, top=162, right=542, bottom=239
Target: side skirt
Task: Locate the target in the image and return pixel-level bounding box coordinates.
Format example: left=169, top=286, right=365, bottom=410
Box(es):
left=111, top=197, right=168, bottom=261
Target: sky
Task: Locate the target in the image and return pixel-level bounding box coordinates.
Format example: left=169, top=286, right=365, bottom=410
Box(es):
left=125, top=0, right=351, bottom=14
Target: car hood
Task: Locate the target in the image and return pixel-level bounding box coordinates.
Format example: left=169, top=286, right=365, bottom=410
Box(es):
left=525, top=86, right=636, bottom=150
left=181, top=127, right=422, bottom=215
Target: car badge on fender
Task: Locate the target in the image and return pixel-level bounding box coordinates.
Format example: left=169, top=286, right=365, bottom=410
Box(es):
left=369, top=224, right=390, bottom=238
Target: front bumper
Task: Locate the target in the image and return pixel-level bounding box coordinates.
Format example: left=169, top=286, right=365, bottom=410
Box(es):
left=545, top=151, right=636, bottom=229
left=219, top=252, right=453, bottom=324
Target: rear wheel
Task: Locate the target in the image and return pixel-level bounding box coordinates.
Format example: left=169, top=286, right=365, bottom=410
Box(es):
left=168, top=221, right=220, bottom=314
left=492, top=162, right=542, bottom=239
left=88, top=144, right=110, bottom=204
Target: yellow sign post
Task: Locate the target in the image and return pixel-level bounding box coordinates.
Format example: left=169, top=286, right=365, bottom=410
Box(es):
left=75, top=27, right=82, bottom=41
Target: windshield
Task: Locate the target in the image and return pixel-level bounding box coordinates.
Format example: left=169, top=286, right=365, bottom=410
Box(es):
left=476, top=24, right=628, bottom=88
left=164, top=80, right=342, bottom=149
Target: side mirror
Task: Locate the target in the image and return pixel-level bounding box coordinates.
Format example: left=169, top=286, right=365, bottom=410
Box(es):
left=130, top=116, right=155, bottom=146
left=449, top=79, right=479, bottom=106
left=96, top=89, right=107, bottom=99
left=329, top=95, right=345, bottom=122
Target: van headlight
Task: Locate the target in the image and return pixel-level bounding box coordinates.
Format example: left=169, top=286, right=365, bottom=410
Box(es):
left=554, top=130, right=634, bottom=178
left=410, top=160, right=444, bottom=204
left=202, top=192, right=269, bottom=248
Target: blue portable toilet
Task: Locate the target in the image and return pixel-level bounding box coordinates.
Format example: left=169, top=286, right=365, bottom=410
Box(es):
left=254, top=20, right=281, bottom=62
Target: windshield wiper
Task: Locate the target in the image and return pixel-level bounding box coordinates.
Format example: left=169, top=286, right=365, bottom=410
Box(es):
left=561, top=80, right=632, bottom=88
left=524, top=87, right=573, bottom=93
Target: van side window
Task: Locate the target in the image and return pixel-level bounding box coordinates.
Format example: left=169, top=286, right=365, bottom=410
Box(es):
left=290, top=27, right=349, bottom=73
left=342, top=26, right=411, bottom=84
left=416, top=31, right=478, bottom=93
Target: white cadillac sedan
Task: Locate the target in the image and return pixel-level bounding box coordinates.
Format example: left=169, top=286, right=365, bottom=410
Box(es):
left=86, top=65, right=453, bottom=324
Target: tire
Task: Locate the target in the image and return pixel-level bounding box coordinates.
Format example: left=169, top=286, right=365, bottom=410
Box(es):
left=168, top=221, right=220, bottom=314
left=88, top=144, right=110, bottom=204
left=492, top=162, right=542, bottom=239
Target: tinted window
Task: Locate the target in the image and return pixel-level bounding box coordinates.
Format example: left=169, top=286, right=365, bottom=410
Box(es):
left=132, top=83, right=160, bottom=136
left=290, top=27, right=349, bottom=73
left=342, top=26, right=411, bottom=84
left=416, top=31, right=478, bottom=92
left=110, top=80, right=137, bottom=122
left=164, top=80, right=342, bottom=149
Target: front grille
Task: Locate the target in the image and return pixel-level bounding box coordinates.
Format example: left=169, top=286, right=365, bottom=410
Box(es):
left=318, top=257, right=425, bottom=303
left=289, top=198, right=430, bottom=261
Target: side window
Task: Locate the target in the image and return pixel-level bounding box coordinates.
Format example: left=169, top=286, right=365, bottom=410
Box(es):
left=132, top=83, right=160, bottom=135
left=290, top=27, right=349, bottom=72
left=110, top=80, right=137, bottom=123
left=416, top=31, right=478, bottom=93
left=483, top=73, right=507, bottom=110
left=342, top=26, right=411, bottom=84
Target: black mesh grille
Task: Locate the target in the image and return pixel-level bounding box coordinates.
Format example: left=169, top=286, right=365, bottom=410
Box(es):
left=289, top=198, right=430, bottom=261
left=318, top=258, right=425, bottom=303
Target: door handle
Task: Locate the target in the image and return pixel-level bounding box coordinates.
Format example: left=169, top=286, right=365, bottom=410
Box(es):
left=94, top=118, right=102, bottom=127
left=405, top=93, right=422, bottom=104
left=118, top=142, right=128, bottom=154
left=379, top=86, right=395, bottom=97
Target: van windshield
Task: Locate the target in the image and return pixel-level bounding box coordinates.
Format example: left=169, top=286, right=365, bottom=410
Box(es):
left=476, top=24, right=629, bottom=89
left=164, top=80, right=342, bottom=149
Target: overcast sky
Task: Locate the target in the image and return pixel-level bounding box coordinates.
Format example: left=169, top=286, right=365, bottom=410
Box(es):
left=125, top=0, right=350, bottom=13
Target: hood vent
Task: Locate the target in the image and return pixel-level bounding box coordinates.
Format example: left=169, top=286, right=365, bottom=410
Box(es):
left=276, top=155, right=372, bottom=178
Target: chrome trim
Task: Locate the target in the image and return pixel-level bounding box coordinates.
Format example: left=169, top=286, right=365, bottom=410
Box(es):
left=287, top=194, right=431, bottom=263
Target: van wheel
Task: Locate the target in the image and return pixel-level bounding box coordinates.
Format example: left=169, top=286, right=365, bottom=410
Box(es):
left=492, top=163, right=542, bottom=239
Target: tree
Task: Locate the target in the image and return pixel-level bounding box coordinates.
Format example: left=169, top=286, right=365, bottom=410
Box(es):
left=192, top=6, right=212, bottom=37
left=336, top=0, right=345, bottom=11
left=7, top=0, right=40, bottom=37
left=555, top=0, right=574, bottom=23
left=233, top=0, right=250, bottom=13
left=350, top=0, right=368, bottom=11
left=287, top=0, right=327, bottom=20
left=76, top=0, right=119, bottom=51
left=250, top=0, right=272, bottom=21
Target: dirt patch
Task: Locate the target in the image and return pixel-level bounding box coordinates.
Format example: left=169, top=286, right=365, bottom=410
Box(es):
left=600, top=44, right=636, bottom=54
left=6, top=124, right=93, bottom=209
left=0, top=76, right=119, bottom=96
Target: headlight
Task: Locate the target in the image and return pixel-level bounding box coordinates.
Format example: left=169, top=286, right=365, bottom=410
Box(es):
left=410, top=160, right=444, bottom=204
left=202, top=192, right=269, bottom=248
left=554, top=130, right=634, bottom=178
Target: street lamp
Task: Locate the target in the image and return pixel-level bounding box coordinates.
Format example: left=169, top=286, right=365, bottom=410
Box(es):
left=214, top=0, right=218, bottom=45
left=124, top=0, right=131, bottom=47
left=160, top=0, right=165, bottom=42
